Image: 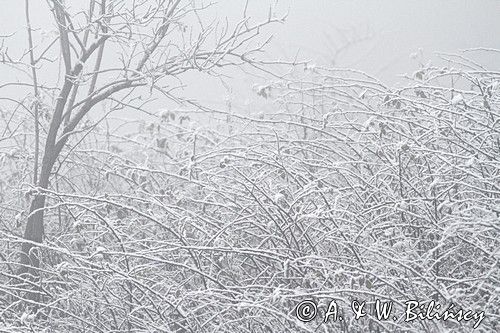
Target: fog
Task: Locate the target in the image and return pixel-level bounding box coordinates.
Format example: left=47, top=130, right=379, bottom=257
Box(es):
left=271, top=0, right=499, bottom=82
left=208, top=0, right=500, bottom=109
left=1, top=0, right=498, bottom=107
left=1, top=2, right=499, bottom=331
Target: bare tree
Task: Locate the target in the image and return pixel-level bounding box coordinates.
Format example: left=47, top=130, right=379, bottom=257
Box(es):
left=0, top=2, right=498, bottom=332
left=1, top=0, right=283, bottom=297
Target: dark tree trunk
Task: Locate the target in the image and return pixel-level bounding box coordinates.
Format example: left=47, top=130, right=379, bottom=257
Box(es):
left=18, top=146, right=57, bottom=302
left=19, top=195, right=46, bottom=274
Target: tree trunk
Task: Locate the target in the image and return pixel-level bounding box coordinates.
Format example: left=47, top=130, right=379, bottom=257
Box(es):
left=19, top=195, right=46, bottom=274
left=18, top=145, right=57, bottom=301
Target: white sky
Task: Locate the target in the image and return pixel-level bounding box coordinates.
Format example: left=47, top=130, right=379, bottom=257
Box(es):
left=0, top=0, right=499, bottom=111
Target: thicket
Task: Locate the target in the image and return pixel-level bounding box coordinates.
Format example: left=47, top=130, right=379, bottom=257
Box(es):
left=0, top=1, right=498, bottom=332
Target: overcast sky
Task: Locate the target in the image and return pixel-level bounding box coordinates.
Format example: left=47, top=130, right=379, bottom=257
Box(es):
left=271, top=0, right=499, bottom=80
left=1, top=0, right=499, bottom=110
left=188, top=0, right=500, bottom=108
